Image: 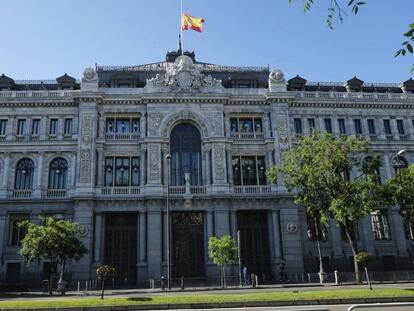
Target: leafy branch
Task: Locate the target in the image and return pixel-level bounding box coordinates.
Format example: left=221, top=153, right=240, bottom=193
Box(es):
left=396, top=23, right=414, bottom=72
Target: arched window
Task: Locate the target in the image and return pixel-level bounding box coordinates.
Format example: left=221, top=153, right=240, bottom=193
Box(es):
left=392, top=156, right=408, bottom=173
left=15, top=158, right=34, bottom=189
left=48, top=158, right=68, bottom=189
left=170, top=123, right=202, bottom=186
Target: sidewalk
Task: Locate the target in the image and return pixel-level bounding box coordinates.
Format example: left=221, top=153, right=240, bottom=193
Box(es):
left=2, top=282, right=414, bottom=300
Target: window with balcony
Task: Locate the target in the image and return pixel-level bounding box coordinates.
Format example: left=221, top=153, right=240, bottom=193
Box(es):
left=354, top=119, right=362, bottom=135
left=367, top=119, right=376, bottom=136
left=106, top=117, right=140, bottom=139
left=232, top=156, right=266, bottom=186
left=48, top=158, right=68, bottom=189
left=338, top=118, right=346, bottom=135
left=49, top=119, right=58, bottom=138
left=371, top=210, right=391, bottom=240
left=397, top=120, right=407, bottom=140
left=14, top=158, right=34, bottom=190
left=17, top=119, right=26, bottom=138
left=230, top=117, right=263, bottom=139
left=324, top=118, right=332, bottom=133
left=307, top=118, right=315, bottom=132
left=64, top=118, right=73, bottom=136
left=0, top=119, right=7, bottom=138
left=8, top=214, right=29, bottom=246
left=294, top=118, right=303, bottom=134
left=31, top=119, right=40, bottom=138
left=104, top=156, right=140, bottom=187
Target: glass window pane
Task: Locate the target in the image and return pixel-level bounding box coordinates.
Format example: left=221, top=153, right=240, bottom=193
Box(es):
left=254, top=118, right=263, bottom=133
left=257, top=156, right=266, bottom=185
left=232, top=157, right=241, bottom=185
left=241, top=156, right=257, bottom=185
left=239, top=118, right=253, bottom=133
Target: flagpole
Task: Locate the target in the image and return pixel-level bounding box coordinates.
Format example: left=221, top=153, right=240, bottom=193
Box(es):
left=180, top=0, right=184, bottom=55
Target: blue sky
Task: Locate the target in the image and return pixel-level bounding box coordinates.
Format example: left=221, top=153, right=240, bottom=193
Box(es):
left=0, top=0, right=412, bottom=83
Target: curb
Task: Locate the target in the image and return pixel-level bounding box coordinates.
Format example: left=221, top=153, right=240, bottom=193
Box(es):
left=1, top=296, right=414, bottom=311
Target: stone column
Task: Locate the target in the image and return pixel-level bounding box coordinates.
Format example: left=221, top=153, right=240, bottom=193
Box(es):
left=383, top=153, right=393, bottom=180
left=96, top=148, right=103, bottom=187
left=224, top=113, right=231, bottom=137
left=205, top=147, right=211, bottom=185
left=215, top=209, right=230, bottom=237
left=140, top=113, right=147, bottom=138
left=147, top=211, right=162, bottom=279
left=271, top=210, right=282, bottom=260
left=139, top=212, right=147, bottom=262
left=140, top=148, right=146, bottom=187
left=71, top=153, right=76, bottom=187
left=230, top=210, right=237, bottom=239
left=211, top=144, right=227, bottom=189
left=226, top=147, right=233, bottom=186
left=329, top=218, right=343, bottom=257
left=2, top=153, right=10, bottom=188
left=0, top=212, right=5, bottom=270
left=6, top=116, right=14, bottom=141
left=93, top=213, right=102, bottom=264
left=378, top=117, right=386, bottom=140
left=36, top=152, right=44, bottom=197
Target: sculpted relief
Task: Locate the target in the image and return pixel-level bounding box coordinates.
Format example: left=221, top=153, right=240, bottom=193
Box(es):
left=80, top=115, right=93, bottom=183
left=148, top=112, right=163, bottom=136
left=214, top=145, right=225, bottom=181
left=149, top=145, right=159, bottom=181
left=276, top=114, right=289, bottom=150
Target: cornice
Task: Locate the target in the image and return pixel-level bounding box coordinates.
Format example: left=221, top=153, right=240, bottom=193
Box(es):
left=291, top=100, right=414, bottom=109
left=142, top=97, right=227, bottom=104
left=0, top=101, right=77, bottom=108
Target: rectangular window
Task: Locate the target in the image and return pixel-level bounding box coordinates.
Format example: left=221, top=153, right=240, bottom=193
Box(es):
left=384, top=120, right=392, bottom=135
left=49, top=119, right=58, bottom=136
left=104, top=158, right=114, bottom=187
left=371, top=210, right=391, bottom=240
left=338, top=118, right=346, bottom=135
left=367, top=119, right=376, bottom=135
left=324, top=118, right=332, bottom=133
left=404, top=219, right=414, bottom=240
left=254, top=118, right=263, bottom=133
left=31, top=119, right=40, bottom=136
left=307, top=216, right=327, bottom=241
left=106, top=118, right=114, bottom=133
left=104, top=157, right=140, bottom=187
left=8, top=214, right=29, bottom=246
left=239, top=118, right=254, bottom=133
left=0, top=119, right=7, bottom=136
left=340, top=223, right=359, bottom=241
left=354, top=119, right=362, bottom=135
left=131, top=118, right=140, bottom=133
left=307, top=118, right=315, bottom=132
left=294, top=118, right=303, bottom=134
left=131, top=157, right=140, bottom=186
left=64, top=118, right=73, bottom=135
left=397, top=120, right=405, bottom=135
left=17, top=119, right=26, bottom=136
left=232, top=156, right=266, bottom=186
left=230, top=118, right=238, bottom=133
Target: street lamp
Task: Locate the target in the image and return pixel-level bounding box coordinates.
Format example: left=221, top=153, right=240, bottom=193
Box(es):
left=394, top=149, right=407, bottom=173
left=307, top=217, right=326, bottom=284
left=165, top=153, right=171, bottom=290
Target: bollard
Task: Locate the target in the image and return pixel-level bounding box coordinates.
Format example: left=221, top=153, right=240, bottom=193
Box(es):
left=181, top=276, right=184, bottom=290
left=255, top=274, right=259, bottom=286
left=307, top=273, right=311, bottom=283
left=295, top=273, right=299, bottom=282
left=77, top=282, right=80, bottom=295
left=251, top=274, right=256, bottom=288
left=125, top=277, right=128, bottom=288
left=161, top=276, right=166, bottom=291
left=301, top=273, right=305, bottom=283
left=407, top=271, right=411, bottom=282
left=112, top=278, right=115, bottom=288
left=85, top=281, right=88, bottom=291
left=334, top=270, right=339, bottom=285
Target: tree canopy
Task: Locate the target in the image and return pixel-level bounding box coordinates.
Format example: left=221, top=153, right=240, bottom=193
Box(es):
left=208, top=235, right=237, bottom=287
left=267, top=132, right=383, bottom=282
left=19, top=217, right=87, bottom=294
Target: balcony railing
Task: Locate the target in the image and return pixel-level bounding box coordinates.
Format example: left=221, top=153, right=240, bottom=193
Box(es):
left=46, top=189, right=67, bottom=198
left=0, top=90, right=74, bottom=99
left=232, top=185, right=272, bottom=194
left=105, top=132, right=140, bottom=141
left=12, top=189, right=32, bottom=198
left=231, top=132, right=264, bottom=140
left=168, top=186, right=207, bottom=195
left=101, top=187, right=141, bottom=195
left=296, top=91, right=414, bottom=101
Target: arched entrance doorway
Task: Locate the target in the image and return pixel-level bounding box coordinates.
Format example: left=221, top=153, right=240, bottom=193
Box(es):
left=169, top=123, right=205, bottom=278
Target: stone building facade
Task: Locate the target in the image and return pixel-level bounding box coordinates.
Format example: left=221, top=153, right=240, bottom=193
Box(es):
left=1, top=49, right=414, bottom=286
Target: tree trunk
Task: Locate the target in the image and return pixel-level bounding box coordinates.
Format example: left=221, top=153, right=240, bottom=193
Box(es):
left=58, top=259, right=65, bottom=283
left=222, top=266, right=226, bottom=288
left=48, top=259, right=54, bottom=295
left=101, top=279, right=105, bottom=300
left=344, top=224, right=360, bottom=283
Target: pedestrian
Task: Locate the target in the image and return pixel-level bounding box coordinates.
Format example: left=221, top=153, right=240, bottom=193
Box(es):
left=279, top=263, right=288, bottom=282
left=242, top=265, right=249, bottom=286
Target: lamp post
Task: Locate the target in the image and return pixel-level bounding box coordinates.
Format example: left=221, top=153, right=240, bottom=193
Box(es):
left=165, top=153, right=171, bottom=290
left=394, top=149, right=407, bottom=172
left=307, top=217, right=326, bottom=284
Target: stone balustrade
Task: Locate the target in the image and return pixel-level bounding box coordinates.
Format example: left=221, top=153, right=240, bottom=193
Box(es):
left=0, top=90, right=74, bottom=98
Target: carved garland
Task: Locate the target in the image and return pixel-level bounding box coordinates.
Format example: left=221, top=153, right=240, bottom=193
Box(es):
left=80, top=115, right=93, bottom=183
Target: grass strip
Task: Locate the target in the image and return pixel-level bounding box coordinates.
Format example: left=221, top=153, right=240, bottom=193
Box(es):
left=0, top=288, right=414, bottom=309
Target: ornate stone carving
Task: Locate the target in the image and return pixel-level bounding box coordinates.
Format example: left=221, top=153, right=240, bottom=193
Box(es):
left=207, top=112, right=223, bottom=136
left=276, top=114, right=289, bottom=150
left=145, top=55, right=224, bottom=93
left=287, top=222, right=298, bottom=234
left=78, top=225, right=89, bottom=237
left=148, top=112, right=163, bottom=136
left=80, top=115, right=93, bottom=183
left=149, top=145, right=159, bottom=181
left=214, top=145, right=225, bottom=181
left=269, top=69, right=287, bottom=92
left=81, top=67, right=99, bottom=91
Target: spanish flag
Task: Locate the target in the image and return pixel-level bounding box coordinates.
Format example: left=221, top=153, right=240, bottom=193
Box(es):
left=182, top=13, right=205, bottom=32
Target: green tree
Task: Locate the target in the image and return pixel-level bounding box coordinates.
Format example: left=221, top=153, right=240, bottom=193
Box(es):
left=19, top=217, right=87, bottom=295
left=208, top=235, right=237, bottom=287
left=289, top=1, right=414, bottom=72
left=96, top=265, right=116, bottom=300
left=384, top=163, right=414, bottom=239
left=267, top=133, right=382, bottom=282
